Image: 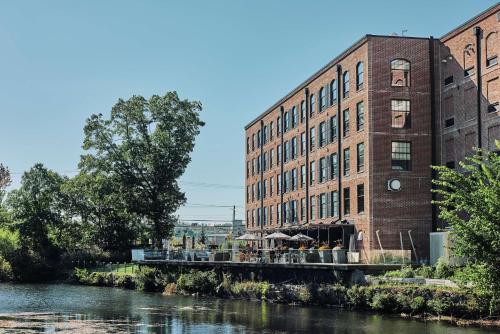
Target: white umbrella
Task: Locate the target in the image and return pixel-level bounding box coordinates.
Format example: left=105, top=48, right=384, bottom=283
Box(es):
left=236, top=233, right=261, bottom=241
left=264, top=232, right=291, bottom=240
left=290, top=233, right=314, bottom=242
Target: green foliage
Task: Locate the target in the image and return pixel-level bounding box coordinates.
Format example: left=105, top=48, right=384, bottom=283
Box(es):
left=230, top=281, right=271, bottom=300
left=0, top=228, right=19, bottom=259
left=370, top=291, right=397, bottom=312
left=176, top=270, right=218, bottom=295
left=346, top=285, right=370, bottom=308
left=0, top=255, right=13, bottom=281
left=80, top=92, right=204, bottom=247
left=432, top=143, right=500, bottom=312
left=297, top=285, right=313, bottom=304
left=415, top=265, right=434, bottom=278
left=409, top=296, right=426, bottom=314
left=135, top=266, right=166, bottom=292
left=433, top=257, right=455, bottom=279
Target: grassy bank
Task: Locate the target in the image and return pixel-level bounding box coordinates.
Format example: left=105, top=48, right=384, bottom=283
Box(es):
left=73, top=267, right=499, bottom=327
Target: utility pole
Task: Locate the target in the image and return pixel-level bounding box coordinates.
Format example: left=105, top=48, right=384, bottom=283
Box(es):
left=232, top=205, right=236, bottom=223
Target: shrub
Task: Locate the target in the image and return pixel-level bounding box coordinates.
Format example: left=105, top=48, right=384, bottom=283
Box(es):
left=346, top=285, right=370, bottom=308
left=297, top=285, right=312, bottom=304
left=370, top=291, right=397, bottom=312
left=231, top=281, right=271, bottom=300
left=316, top=284, right=347, bottom=306
left=135, top=266, right=165, bottom=292
left=176, top=270, right=218, bottom=295
left=434, top=257, right=454, bottom=279
left=409, top=296, right=426, bottom=314
left=0, top=255, right=13, bottom=281
left=0, top=229, right=19, bottom=259
left=415, top=265, right=434, bottom=278
left=115, top=274, right=135, bottom=289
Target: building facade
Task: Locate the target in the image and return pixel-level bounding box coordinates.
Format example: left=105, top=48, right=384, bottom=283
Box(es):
left=244, top=4, right=499, bottom=262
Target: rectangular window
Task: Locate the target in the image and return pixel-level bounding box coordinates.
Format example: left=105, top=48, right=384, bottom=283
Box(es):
left=343, top=109, right=350, bottom=137
left=270, top=149, right=274, bottom=168
left=270, top=177, right=274, bottom=196
left=277, top=174, right=281, bottom=193
left=277, top=144, right=281, bottom=164
left=246, top=161, right=250, bottom=178
left=252, top=184, right=255, bottom=201
left=291, top=168, right=297, bottom=191
left=284, top=112, right=289, bottom=132
left=263, top=125, right=268, bottom=144
left=257, top=129, right=261, bottom=147
left=357, top=142, right=365, bottom=173
left=464, top=67, right=474, bottom=78
left=319, top=121, right=326, bottom=147
left=283, top=171, right=288, bottom=192
left=444, top=76, right=454, bottom=86
left=310, top=127, right=316, bottom=150
left=343, top=187, right=350, bottom=215
left=310, top=196, right=316, bottom=220
left=269, top=206, right=273, bottom=225
left=270, top=122, right=274, bottom=140
left=300, top=198, right=306, bottom=221
left=277, top=204, right=281, bottom=224
left=357, top=184, right=364, bottom=214
left=319, top=157, right=327, bottom=183
left=310, top=161, right=315, bottom=185
left=257, top=181, right=261, bottom=200
left=356, top=102, right=364, bottom=131
left=487, top=55, right=498, bottom=67
left=301, top=101, right=306, bottom=123
left=291, top=137, right=297, bottom=159
left=252, top=134, right=255, bottom=150
left=263, top=207, right=267, bottom=226
left=319, top=193, right=327, bottom=219
left=252, top=209, right=255, bottom=227
left=445, top=117, right=455, bottom=128
left=330, top=153, right=338, bottom=179
left=391, top=141, right=411, bottom=171
left=263, top=179, right=267, bottom=198
left=330, top=116, right=337, bottom=142
left=246, top=186, right=249, bottom=203
left=257, top=154, right=261, bottom=173
left=391, top=99, right=411, bottom=128
left=277, top=116, right=281, bottom=135
left=291, top=200, right=297, bottom=223
left=284, top=141, right=289, bottom=162
left=301, top=132, right=306, bottom=155
left=298, top=165, right=304, bottom=188
left=331, top=191, right=339, bottom=217
left=246, top=137, right=250, bottom=154
left=292, top=108, right=297, bottom=128
left=343, top=148, right=350, bottom=176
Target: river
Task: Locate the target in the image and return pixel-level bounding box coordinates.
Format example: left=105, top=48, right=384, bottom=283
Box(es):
left=0, top=284, right=497, bottom=333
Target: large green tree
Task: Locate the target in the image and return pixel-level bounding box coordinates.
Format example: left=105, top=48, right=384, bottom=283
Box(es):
left=432, top=141, right=500, bottom=310
left=7, top=163, right=66, bottom=255
left=61, top=172, right=145, bottom=253
left=0, top=163, right=12, bottom=226
left=80, top=92, right=204, bottom=247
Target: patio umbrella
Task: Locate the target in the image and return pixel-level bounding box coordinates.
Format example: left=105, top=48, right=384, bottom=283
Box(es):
left=289, top=233, right=314, bottom=242
left=264, top=232, right=291, bottom=240
left=236, top=233, right=261, bottom=241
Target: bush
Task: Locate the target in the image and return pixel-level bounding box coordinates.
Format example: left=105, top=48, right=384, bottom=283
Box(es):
left=370, top=291, right=397, bottom=312
left=231, top=281, right=271, bottom=300
left=434, top=257, right=454, bottom=279
left=0, top=229, right=19, bottom=259
left=415, top=265, right=434, bottom=278
left=409, top=296, right=426, bottom=314
left=346, top=285, right=370, bottom=308
left=176, top=270, right=218, bottom=295
left=316, top=284, right=347, bottom=306
left=297, top=285, right=313, bottom=304
left=0, top=255, right=13, bottom=281
left=135, top=266, right=166, bottom=292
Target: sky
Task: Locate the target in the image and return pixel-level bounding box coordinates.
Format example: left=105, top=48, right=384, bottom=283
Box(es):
left=0, top=0, right=496, bottom=222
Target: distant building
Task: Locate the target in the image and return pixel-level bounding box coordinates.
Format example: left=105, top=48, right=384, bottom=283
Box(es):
left=244, top=4, right=499, bottom=263
left=173, top=222, right=234, bottom=246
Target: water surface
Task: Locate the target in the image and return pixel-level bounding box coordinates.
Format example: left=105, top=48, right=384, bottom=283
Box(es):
left=0, top=284, right=497, bottom=333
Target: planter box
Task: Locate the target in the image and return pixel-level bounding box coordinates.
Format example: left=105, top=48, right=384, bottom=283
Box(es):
left=332, top=249, right=347, bottom=264
left=319, top=250, right=333, bottom=263
left=347, top=252, right=360, bottom=263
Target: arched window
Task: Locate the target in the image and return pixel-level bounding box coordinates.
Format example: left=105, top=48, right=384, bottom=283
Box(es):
left=342, top=71, right=350, bottom=98
left=356, top=62, right=364, bottom=90
left=291, top=106, right=297, bottom=128
left=463, top=44, right=475, bottom=77
left=486, top=32, right=498, bottom=67
left=330, top=79, right=337, bottom=104
left=319, top=87, right=326, bottom=110
left=310, top=94, right=315, bottom=116
left=391, top=59, right=410, bottom=87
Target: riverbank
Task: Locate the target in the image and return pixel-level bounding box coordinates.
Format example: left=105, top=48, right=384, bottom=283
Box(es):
left=73, top=267, right=500, bottom=328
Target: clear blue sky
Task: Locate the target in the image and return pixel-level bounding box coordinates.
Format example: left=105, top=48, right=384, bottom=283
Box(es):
left=0, top=0, right=496, bottom=221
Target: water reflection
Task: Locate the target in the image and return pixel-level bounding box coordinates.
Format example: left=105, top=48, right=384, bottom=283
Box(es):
left=0, top=284, right=496, bottom=333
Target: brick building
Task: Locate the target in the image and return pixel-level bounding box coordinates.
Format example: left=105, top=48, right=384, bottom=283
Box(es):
left=244, top=4, right=499, bottom=262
